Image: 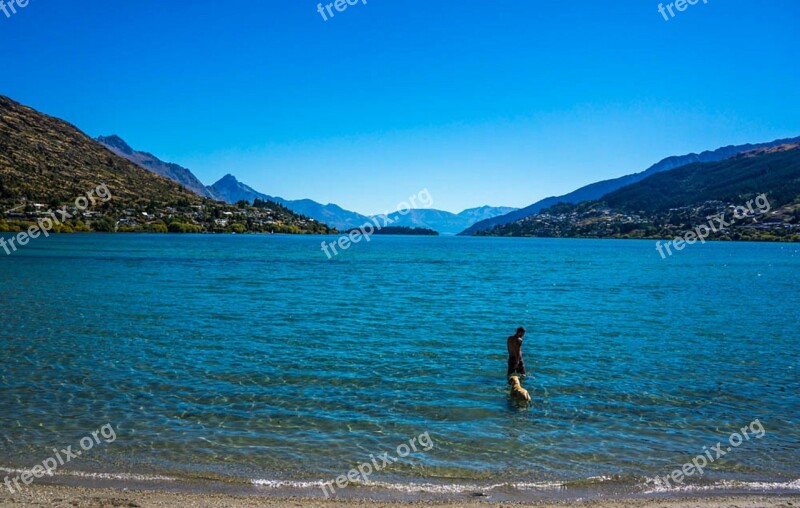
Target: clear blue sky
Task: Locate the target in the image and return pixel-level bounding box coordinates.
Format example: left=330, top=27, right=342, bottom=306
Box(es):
left=1, top=1, right=798, bottom=214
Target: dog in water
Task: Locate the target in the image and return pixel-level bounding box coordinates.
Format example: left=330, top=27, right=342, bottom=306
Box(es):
left=508, top=375, right=531, bottom=402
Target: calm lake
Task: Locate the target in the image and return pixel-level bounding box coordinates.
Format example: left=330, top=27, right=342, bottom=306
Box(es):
left=1, top=234, right=798, bottom=500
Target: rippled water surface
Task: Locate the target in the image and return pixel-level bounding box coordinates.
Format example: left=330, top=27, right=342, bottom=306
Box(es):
left=1, top=234, right=798, bottom=496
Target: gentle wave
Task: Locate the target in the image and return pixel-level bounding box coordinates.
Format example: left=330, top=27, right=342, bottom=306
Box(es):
left=253, top=475, right=800, bottom=495
left=0, top=466, right=176, bottom=482
left=642, top=478, right=800, bottom=494
left=250, top=475, right=604, bottom=493
left=4, top=464, right=798, bottom=498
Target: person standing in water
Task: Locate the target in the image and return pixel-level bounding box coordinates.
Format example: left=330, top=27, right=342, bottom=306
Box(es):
left=507, top=327, right=526, bottom=377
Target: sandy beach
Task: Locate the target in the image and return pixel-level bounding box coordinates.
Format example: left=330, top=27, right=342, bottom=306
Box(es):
left=0, top=485, right=797, bottom=508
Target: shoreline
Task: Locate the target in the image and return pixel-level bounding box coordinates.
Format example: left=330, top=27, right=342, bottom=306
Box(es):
left=2, top=229, right=800, bottom=243
left=1, top=484, right=799, bottom=508
left=1, top=471, right=798, bottom=506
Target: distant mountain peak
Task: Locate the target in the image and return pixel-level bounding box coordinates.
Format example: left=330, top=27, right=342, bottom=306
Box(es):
left=208, top=173, right=273, bottom=204
left=96, top=134, right=134, bottom=155
left=96, top=134, right=220, bottom=200
left=209, top=175, right=388, bottom=231
left=372, top=206, right=519, bottom=236
left=217, top=173, right=239, bottom=184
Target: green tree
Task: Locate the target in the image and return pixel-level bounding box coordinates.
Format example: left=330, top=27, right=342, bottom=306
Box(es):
left=93, top=217, right=117, bottom=232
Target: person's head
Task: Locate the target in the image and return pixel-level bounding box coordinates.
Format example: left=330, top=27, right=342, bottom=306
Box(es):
left=516, top=327, right=526, bottom=338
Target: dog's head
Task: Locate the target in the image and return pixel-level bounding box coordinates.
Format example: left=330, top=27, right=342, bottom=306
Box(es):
left=508, top=375, right=521, bottom=387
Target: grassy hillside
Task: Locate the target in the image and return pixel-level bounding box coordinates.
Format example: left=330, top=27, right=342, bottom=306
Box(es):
left=480, top=145, right=800, bottom=242
left=0, top=96, right=331, bottom=234
left=0, top=96, right=202, bottom=207
left=459, top=136, right=800, bottom=236
left=603, top=144, right=800, bottom=214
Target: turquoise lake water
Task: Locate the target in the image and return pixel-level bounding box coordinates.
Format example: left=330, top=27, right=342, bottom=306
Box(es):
left=1, top=234, right=798, bottom=499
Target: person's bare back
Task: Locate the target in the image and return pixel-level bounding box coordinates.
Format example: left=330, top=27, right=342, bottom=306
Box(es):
left=507, top=334, right=522, bottom=357
left=506, top=327, right=526, bottom=377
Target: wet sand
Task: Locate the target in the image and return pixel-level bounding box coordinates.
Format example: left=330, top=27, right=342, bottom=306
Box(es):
left=0, top=485, right=798, bottom=508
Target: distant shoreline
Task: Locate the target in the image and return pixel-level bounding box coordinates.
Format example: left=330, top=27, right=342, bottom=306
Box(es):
left=2, top=230, right=799, bottom=243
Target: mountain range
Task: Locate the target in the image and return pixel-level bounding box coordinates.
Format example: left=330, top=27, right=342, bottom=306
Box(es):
left=460, top=136, right=800, bottom=235
left=208, top=174, right=372, bottom=231
left=482, top=143, right=800, bottom=241
left=96, top=135, right=222, bottom=201
left=93, top=136, right=517, bottom=234
left=207, top=174, right=517, bottom=234
left=2, top=94, right=798, bottom=241
left=377, top=206, right=518, bottom=235
left=0, top=95, right=330, bottom=234
left=602, top=143, right=800, bottom=215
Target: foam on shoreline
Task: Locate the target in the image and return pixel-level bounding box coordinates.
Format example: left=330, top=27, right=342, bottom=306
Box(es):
left=3, top=464, right=797, bottom=502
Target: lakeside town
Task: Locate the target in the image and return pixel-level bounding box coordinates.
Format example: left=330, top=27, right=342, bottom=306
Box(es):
left=0, top=197, right=333, bottom=234
left=479, top=200, right=800, bottom=241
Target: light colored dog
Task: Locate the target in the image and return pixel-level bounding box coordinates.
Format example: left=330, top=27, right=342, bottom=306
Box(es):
left=508, top=375, right=531, bottom=402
